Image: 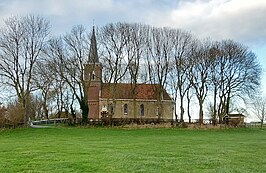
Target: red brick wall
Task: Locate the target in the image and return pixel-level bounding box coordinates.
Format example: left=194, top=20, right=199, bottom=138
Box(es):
left=88, top=82, right=101, bottom=119
left=88, top=102, right=99, bottom=119
left=85, top=63, right=102, bottom=119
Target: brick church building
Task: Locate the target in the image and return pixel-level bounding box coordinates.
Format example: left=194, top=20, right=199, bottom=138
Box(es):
left=84, top=27, right=173, bottom=121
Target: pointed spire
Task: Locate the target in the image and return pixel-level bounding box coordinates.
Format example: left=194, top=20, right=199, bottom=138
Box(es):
left=88, top=26, right=99, bottom=63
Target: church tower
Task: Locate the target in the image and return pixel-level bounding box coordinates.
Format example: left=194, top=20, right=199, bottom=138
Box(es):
left=84, top=26, right=102, bottom=119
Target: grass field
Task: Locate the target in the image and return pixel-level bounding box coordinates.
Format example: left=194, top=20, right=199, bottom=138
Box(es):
left=0, top=127, right=265, bottom=173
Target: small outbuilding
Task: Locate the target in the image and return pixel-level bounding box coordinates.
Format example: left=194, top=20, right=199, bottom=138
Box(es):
left=223, top=114, right=245, bottom=126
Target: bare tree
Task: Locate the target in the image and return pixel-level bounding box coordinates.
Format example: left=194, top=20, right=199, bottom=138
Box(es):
left=210, top=40, right=261, bottom=122
left=207, top=42, right=220, bottom=125
left=44, top=37, right=66, bottom=118
left=45, top=25, right=89, bottom=123
left=170, top=29, right=193, bottom=122
left=126, top=24, right=147, bottom=119
left=99, top=23, right=130, bottom=84
left=189, top=40, right=212, bottom=124
left=250, top=95, right=266, bottom=128
left=33, top=59, right=57, bottom=119
left=0, top=15, right=50, bottom=123
left=145, top=27, right=172, bottom=119
left=168, top=68, right=179, bottom=121
left=98, top=23, right=131, bottom=118
left=63, top=25, right=89, bottom=123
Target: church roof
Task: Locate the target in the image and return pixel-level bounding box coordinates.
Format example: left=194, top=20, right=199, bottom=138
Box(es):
left=101, top=83, right=172, bottom=100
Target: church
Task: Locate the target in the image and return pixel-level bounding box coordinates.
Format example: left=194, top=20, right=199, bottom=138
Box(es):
left=84, top=27, right=173, bottom=121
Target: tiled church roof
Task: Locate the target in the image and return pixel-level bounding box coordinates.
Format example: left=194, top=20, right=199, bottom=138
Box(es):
left=101, top=83, right=172, bottom=100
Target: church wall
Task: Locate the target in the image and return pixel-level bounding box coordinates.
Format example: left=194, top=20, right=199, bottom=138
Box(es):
left=99, top=99, right=173, bottom=120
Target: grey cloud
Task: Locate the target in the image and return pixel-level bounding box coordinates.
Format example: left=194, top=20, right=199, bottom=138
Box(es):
left=0, top=0, right=265, bottom=46
left=148, top=0, right=266, bottom=46
left=195, top=5, right=266, bottom=44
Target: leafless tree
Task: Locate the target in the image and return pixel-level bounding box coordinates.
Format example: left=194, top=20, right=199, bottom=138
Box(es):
left=0, top=15, right=50, bottom=123
left=206, top=42, right=220, bottom=125
left=168, top=68, right=179, bottom=120
left=44, top=37, right=67, bottom=118
left=189, top=40, right=212, bottom=124
left=250, top=95, right=266, bottom=128
left=99, top=23, right=130, bottom=84
left=145, top=27, right=172, bottom=119
left=126, top=24, right=147, bottom=118
left=210, top=40, right=261, bottom=123
left=45, top=25, right=89, bottom=123
left=98, top=23, right=131, bottom=117
left=33, top=59, right=57, bottom=119
left=63, top=25, right=89, bottom=122
left=169, top=29, right=194, bottom=122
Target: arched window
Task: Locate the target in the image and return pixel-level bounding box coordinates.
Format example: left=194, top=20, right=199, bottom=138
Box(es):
left=156, top=107, right=159, bottom=116
left=124, top=104, right=128, bottom=115
left=140, top=104, right=144, bottom=116
left=108, top=104, right=114, bottom=114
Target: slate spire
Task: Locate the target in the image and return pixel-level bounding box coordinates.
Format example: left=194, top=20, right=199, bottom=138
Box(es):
left=88, top=26, right=99, bottom=63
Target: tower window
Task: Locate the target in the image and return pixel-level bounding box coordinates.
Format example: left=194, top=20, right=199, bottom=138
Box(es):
left=92, top=71, right=95, bottom=80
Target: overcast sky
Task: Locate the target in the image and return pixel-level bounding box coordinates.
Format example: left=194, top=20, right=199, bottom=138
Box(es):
left=0, top=0, right=266, bottom=90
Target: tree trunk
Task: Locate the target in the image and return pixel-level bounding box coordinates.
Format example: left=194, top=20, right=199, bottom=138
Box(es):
left=180, top=105, right=184, bottom=123
left=174, top=101, right=178, bottom=121
left=226, top=94, right=230, bottom=115
left=198, top=99, right=204, bottom=125
left=179, top=95, right=184, bottom=122
left=133, top=99, right=137, bottom=119
left=44, top=105, right=49, bottom=119
left=213, top=87, right=217, bottom=126
left=132, top=84, right=137, bottom=119
left=218, top=96, right=224, bottom=123
left=187, top=89, right=191, bottom=124
left=81, top=100, right=88, bottom=124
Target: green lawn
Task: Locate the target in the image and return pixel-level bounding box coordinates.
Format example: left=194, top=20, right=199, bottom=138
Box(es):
left=0, top=127, right=265, bottom=173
